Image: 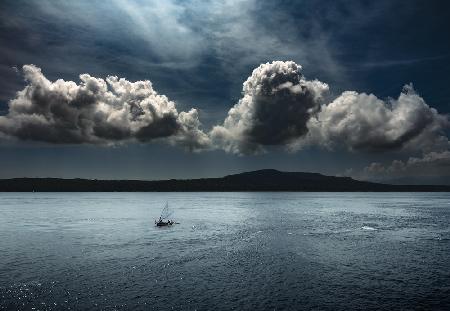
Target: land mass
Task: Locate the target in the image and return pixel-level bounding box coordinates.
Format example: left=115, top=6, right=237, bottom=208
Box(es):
left=0, top=169, right=449, bottom=192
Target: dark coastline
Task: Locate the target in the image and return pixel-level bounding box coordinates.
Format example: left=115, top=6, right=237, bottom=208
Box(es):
left=1, top=169, right=449, bottom=192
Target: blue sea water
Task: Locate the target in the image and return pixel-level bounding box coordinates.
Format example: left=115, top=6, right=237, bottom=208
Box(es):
left=0, top=192, right=449, bottom=310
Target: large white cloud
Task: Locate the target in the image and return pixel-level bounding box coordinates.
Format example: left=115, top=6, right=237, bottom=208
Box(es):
left=304, top=84, right=449, bottom=152
left=0, top=65, right=210, bottom=150
left=210, top=61, right=329, bottom=154
left=210, top=61, right=448, bottom=155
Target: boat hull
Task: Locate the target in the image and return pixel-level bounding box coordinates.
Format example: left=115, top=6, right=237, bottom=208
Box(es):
left=156, top=221, right=172, bottom=227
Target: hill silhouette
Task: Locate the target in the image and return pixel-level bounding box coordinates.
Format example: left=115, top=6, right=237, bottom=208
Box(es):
left=0, top=169, right=449, bottom=192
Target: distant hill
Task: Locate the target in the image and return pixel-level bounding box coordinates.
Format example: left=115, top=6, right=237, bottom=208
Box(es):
left=0, top=169, right=449, bottom=192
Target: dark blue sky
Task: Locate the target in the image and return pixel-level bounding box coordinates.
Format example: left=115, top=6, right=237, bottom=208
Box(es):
left=1, top=0, right=450, bottom=182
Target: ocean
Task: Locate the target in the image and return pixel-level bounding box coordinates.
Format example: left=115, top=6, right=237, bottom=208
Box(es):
left=0, top=192, right=449, bottom=310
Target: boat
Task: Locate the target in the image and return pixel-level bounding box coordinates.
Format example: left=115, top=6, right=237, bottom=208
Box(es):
left=155, top=220, right=173, bottom=227
left=155, top=202, right=175, bottom=227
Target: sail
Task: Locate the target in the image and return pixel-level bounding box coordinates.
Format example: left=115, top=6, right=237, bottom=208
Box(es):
left=160, top=202, right=173, bottom=220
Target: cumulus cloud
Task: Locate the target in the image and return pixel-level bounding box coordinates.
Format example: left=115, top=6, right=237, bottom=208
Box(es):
left=209, top=61, right=448, bottom=155
left=210, top=61, right=329, bottom=154
left=1, top=61, right=449, bottom=158
left=303, top=84, right=449, bottom=152
left=0, top=65, right=210, bottom=150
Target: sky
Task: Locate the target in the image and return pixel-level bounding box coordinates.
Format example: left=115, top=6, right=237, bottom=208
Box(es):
left=1, top=0, right=450, bottom=183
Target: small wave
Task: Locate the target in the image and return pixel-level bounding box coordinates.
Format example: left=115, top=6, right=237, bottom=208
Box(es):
left=361, top=226, right=377, bottom=231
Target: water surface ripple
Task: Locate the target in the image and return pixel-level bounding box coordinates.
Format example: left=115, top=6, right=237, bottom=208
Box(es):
left=0, top=192, right=449, bottom=310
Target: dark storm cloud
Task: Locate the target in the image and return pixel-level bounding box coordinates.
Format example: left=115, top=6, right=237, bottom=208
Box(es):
left=2, top=0, right=450, bottom=127
left=210, top=61, right=329, bottom=154
left=0, top=65, right=210, bottom=150
left=0, top=0, right=348, bottom=121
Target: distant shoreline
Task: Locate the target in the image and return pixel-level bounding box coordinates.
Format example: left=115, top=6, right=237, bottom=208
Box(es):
left=1, top=169, right=449, bottom=192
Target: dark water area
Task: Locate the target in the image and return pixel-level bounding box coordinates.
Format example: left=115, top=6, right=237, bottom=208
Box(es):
left=0, top=192, right=449, bottom=310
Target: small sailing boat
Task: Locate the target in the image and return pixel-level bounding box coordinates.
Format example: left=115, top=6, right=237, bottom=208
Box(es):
left=155, top=202, right=175, bottom=227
